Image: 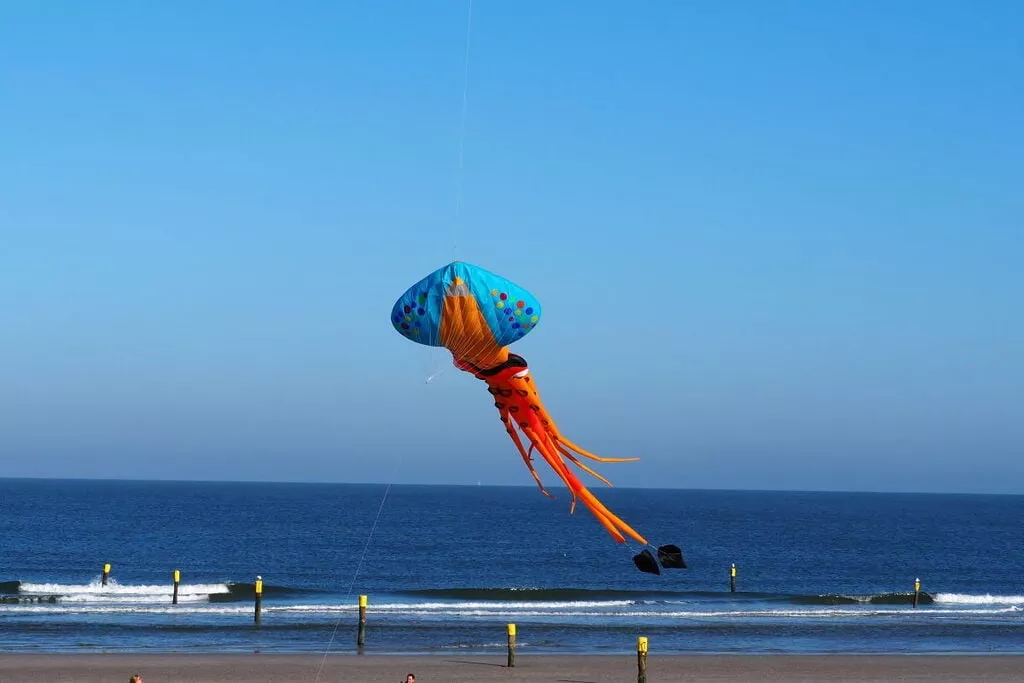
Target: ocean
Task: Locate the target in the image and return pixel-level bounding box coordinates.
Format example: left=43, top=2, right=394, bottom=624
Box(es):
left=1, top=479, right=1021, bottom=655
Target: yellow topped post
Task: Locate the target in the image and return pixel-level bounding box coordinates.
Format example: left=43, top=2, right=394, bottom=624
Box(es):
left=507, top=623, right=517, bottom=667
left=172, top=569, right=181, bottom=605
left=357, top=595, right=368, bottom=650
left=102, top=563, right=111, bottom=587
left=730, top=563, right=737, bottom=592
left=913, top=578, right=921, bottom=608
left=637, top=636, right=648, bottom=683
left=254, top=576, right=263, bottom=624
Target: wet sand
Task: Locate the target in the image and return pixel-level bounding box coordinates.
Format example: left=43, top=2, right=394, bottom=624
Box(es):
left=1, top=653, right=1022, bottom=682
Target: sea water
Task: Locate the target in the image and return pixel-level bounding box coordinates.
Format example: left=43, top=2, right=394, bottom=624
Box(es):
left=1, top=479, right=1021, bottom=654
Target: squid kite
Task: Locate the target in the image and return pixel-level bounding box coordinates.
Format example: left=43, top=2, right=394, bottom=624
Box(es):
left=391, top=261, right=685, bottom=574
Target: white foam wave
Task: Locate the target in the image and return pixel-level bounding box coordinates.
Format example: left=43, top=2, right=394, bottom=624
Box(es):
left=17, top=580, right=231, bottom=604
left=933, top=593, right=1024, bottom=606
left=1, top=603, right=1019, bottom=619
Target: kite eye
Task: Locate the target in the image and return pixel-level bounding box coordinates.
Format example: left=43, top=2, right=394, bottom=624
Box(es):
left=515, top=389, right=529, bottom=397
left=512, top=368, right=529, bottom=379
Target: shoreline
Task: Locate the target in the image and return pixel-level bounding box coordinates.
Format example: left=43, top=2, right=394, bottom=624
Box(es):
left=2, top=653, right=1023, bottom=682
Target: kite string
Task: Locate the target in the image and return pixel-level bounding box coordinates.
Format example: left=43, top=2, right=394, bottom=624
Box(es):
left=428, top=0, right=474, bottom=384
left=452, top=0, right=473, bottom=259
left=313, top=463, right=400, bottom=682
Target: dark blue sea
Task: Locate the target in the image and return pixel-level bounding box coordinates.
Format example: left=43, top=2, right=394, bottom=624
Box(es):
left=1, top=479, right=1021, bottom=655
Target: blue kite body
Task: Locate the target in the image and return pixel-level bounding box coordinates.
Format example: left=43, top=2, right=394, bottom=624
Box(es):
left=390, top=261, right=543, bottom=349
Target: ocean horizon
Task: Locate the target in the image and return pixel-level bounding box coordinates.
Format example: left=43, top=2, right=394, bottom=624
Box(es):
left=1, top=478, right=1021, bottom=655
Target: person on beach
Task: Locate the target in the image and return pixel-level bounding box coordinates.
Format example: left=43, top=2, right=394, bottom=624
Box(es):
left=404, top=675, right=415, bottom=683
left=129, top=675, right=143, bottom=683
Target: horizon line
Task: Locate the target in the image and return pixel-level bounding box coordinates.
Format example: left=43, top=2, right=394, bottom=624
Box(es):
left=1, top=476, right=1020, bottom=497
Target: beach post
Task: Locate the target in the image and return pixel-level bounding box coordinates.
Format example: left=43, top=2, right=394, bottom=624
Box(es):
left=357, top=594, right=367, bottom=650
left=102, top=563, right=111, bottom=587
left=730, top=563, right=737, bottom=592
left=913, top=577, right=921, bottom=608
left=172, top=570, right=180, bottom=605
left=507, top=623, right=516, bottom=667
left=637, top=636, right=648, bottom=683
left=254, top=575, right=263, bottom=624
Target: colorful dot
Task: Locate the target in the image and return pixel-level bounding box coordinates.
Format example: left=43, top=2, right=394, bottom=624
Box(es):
left=508, top=316, right=514, bottom=322
left=515, top=308, right=522, bottom=316
left=401, top=323, right=409, bottom=330
left=516, top=300, right=525, bottom=308
left=403, top=305, right=411, bottom=313
left=496, top=301, right=505, bottom=309
left=530, top=315, right=538, bottom=323
left=491, top=289, right=499, bottom=296
left=525, top=307, right=533, bottom=315
left=499, top=292, right=508, bottom=300
left=512, top=322, right=520, bottom=328
left=417, top=307, right=424, bottom=315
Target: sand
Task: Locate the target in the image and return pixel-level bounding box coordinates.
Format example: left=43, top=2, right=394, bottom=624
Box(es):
left=0, top=653, right=1021, bottom=683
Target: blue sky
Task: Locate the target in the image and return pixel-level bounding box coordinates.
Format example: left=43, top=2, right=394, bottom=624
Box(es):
left=2, top=1, right=1021, bottom=493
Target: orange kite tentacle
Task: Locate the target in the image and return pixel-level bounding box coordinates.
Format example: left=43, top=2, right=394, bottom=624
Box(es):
left=453, top=350, right=650, bottom=547
left=496, top=402, right=554, bottom=499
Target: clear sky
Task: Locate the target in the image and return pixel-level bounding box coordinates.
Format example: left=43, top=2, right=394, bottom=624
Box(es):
left=2, top=1, right=1021, bottom=493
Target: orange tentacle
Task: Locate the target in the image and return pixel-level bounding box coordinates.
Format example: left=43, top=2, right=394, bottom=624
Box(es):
left=453, top=351, right=650, bottom=547
left=503, top=415, right=554, bottom=498
left=555, top=435, right=640, bottom=464
left=554, top=443, right=615, bottom=487
left=524, top=429, right=627, bottom=542
left=519, top=409, right=648, bottom=546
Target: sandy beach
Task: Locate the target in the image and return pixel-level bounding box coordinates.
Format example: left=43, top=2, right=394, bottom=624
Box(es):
left=1, top=653, right=1022, bottom=682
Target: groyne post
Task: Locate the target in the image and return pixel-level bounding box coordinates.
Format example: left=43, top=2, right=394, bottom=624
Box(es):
left=102, top=563, right=111, bottom=587
left=172, top=570, right=180, bottom=605
left=637, top=636, right=648, bottom=683
left=730, top=563, right=736, bottom=592
left=357, top=594, right=367, bottom=650
left=507, top=623, right=516, bottom=667
left=254, top=575, right=263, bottom=624
left=913, top=578, right=921, bottom=608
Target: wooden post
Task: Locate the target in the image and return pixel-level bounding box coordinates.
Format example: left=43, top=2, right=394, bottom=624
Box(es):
left=507, top=623, right=516, bottom=667
left=730, top=563, right=737, bottom=593
left=172, top=570, right=180, bottom=605
left=357, top=595, right=367, bottom=650
left=102, top=563, right=111, bottom=587
left=913, top=577, right=921, bottom=608
left=254, top=575, right=263, bottom=624
left=637, top=636, right=648, bottom=683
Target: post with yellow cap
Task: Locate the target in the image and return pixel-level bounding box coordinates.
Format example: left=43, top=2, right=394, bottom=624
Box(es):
left=637, top=636, right=648, bottom=683
left=102, top=563, right=111, bottom=587
left=172, top=570, right=180, bottom=605
left=913, top=578, right=921, bottom=608
left=506, top=623, right=516, bottom=667
left=730, top=563, right=737, bottom=593
left=254, top=576, right=263, bottom=624
left=357, top=595, right=367, bottom=651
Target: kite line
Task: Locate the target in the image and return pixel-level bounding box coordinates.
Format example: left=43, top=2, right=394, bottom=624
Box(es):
left=314, top=5, right=477, bottom=678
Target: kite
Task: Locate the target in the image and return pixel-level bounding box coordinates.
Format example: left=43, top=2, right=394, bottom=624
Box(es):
left=391, top=261, right=686, bottom=574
